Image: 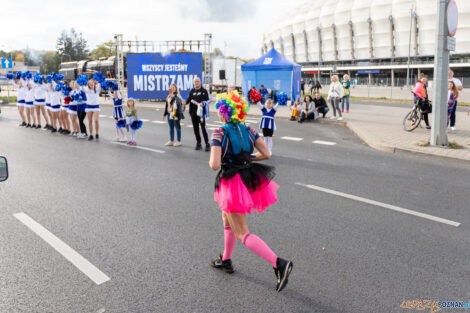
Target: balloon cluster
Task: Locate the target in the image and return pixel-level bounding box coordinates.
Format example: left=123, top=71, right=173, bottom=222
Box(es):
left=277, top=92, right=288, bottom=106
left=116, top=119, right=127, bottom=128
left=76, top=75, right=89, bottom=86
left=215, top=91, right=249, bottom=124
left=130, top=120, right=143, bottom=130
left=249, top=88, right=262, bottom=103
left=92, top=72, right=105, bottom=84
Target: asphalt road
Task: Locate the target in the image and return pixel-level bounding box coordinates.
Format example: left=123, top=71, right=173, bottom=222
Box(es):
left=1, top=105, right=469, bottom=313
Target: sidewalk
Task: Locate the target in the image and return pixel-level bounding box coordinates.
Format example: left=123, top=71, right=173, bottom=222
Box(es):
left=116, top=98, right=470, bottom=162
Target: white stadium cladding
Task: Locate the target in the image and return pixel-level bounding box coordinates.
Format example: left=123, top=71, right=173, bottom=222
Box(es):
left=262, top=0, right=470, bottom=85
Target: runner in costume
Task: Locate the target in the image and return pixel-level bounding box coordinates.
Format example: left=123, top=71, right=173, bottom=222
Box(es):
left=209, top=91, right=293, bottom=292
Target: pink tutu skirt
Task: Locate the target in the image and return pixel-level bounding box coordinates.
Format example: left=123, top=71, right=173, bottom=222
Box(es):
left=214, top=173, right=279, bottom=214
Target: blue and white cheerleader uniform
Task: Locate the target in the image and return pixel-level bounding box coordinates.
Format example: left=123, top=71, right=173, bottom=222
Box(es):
left=11, top=79, right=26, bottom=107
left=109, top=91, right=124, bottom=120
left=33, top=82, right=47, bottom=107
left=257, top=102, right=278, bottom=137
left=85, top=84, right=101, bottom=112
left=24, top=80, right=35, bottom=109
left=45, top=85, right=51, bottom=110
left=50, top=82, right=62, bottom=113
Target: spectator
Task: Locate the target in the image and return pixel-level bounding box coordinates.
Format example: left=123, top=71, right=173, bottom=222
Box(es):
left=163, top=83, right=184, bottom=147
left=448, top=81, right=459, bottom=127
left=311, top=79, right=322, bottom=94
left=184, top=77, right=210, bottom=151
left=341, top=74, right=351, bottom=113
left=300, top=79, right=305, bottom=96
left=313, top=92, right=329, bottom=118
left=413, top=75, right=431, bottom=129
left=289, top=99, right=302, bottom=121
left=327, top=75, right=344, bottom=121
left=298, top=95, right=317, bottom=123
left=258, top=85, right=269, bottom=104
left=247, top=86, right=257, bottom=104
left=448, top=69, right=462, bottom=131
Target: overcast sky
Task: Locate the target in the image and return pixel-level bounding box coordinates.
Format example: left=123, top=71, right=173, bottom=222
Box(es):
left=1, top=0, right=305, bottom=59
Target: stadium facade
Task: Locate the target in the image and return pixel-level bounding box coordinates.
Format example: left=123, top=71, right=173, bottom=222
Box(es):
left=262, top=0, right=470, bottom=86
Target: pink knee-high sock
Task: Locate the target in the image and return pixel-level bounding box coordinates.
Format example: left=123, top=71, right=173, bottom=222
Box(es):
left=242, top=232, right=278, bottom=268
left=222, top=225, right=236, bottom=261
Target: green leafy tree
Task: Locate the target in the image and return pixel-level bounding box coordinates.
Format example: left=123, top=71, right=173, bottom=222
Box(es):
left=56, top=28, right=89, bottom=61
left=41, top=51, right=60, bottom=73
left=90, top=41, right=115, bottom=60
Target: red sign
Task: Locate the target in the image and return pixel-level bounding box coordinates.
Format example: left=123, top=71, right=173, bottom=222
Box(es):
left=447, top=0, right=458, bottom=37
left=305, top=71, right=319, bottom=74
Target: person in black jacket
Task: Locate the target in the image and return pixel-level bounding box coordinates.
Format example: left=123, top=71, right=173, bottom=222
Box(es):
left=313, top=92, right=329, bottom=118
left=184, top=77, right=210, bottom=151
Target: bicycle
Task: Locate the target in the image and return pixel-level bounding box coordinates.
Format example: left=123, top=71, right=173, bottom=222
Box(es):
left=403, top=94, right=431, bottom=132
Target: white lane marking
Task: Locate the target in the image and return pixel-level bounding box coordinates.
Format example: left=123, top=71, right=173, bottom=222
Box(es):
left=205, top=123, right=219, bottom=127
left=108, top=116, right=114, bottom=119
left=313, top=140, right=337, bottom=146
left=151, top=120, right=166, bottom=124
left=281, top=136, right=303, bottom=141
left=208, top=127, right=217, bottom=130
left=155, top=109, right=160, bottom=111
left=187, top=125, right=193, bottom=128
left=111, top=141, right=165, bottom=153
left=214, top=121, right=223, bottom=124
left=14, top=212, right=110, bottom=285
left=246, top=119, right=258, bottom=123
left=99, top=114, right=107, bottom=118
left=295, top=183, right=460, bottom=227
left=140, top=119, right=150, bottom=122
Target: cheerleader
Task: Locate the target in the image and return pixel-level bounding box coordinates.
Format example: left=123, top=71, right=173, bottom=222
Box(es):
left=45, top=79, right=53, bottom=129
left=109, top=88, right=126, bottom=141
left=33, top=74, right=50, bottom=129
left=209, top=91, right=293, bottom=292
left=10, top=74, right=27, bottom=126
left=126, top=98, right=138, bottom=145
left=66, top=82, right=79, bottom=136
left=59, top=82, right=71, bottom=135
left=24, top=77, right=37, bottom=128
left=49, top=80, right=64, bottom=133
left=84, top=79, right=101, bottom=140
left=257, top=99, right=278, bottom=155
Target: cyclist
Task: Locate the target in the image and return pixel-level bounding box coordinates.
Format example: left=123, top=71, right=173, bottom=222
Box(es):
left=413, top=75, right=431, bottom=129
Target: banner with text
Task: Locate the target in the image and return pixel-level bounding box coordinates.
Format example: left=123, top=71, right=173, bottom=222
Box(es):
left=127, top=53, right=203, bottom=99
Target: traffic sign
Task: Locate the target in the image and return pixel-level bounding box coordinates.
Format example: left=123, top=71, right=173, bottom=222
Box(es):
left=447, top=36, right=456, bottom=51
left=357, top=70, right=380, bottom=74
left=1, top=58, right=12, bottom=69
left=447, top=0, right=458, bottom=37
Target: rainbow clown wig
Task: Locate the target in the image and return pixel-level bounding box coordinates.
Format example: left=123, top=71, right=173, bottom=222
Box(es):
left=215, top=91, right=249, bottom=123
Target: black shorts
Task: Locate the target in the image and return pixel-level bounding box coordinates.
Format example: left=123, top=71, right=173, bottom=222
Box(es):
left=262, top=128, right=274, bottom=137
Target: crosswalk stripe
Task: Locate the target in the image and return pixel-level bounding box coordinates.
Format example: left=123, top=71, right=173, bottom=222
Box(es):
left=313, top=140, right=337, bottom=146
left=99, top=114, right=107, bottom=118
left=152, top=120, right=166, bottom=124
left=140, top=119, right=150, bottom=122
left=281, top=136, right=303, bottom=141
left=111, top=141, right=165, bottom=153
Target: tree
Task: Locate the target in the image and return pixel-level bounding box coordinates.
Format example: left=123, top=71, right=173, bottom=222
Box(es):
left=56, top=28, right=89, bottom=61
left=90, top=41, right=115, bottom=60
left=42, top=51, right=60, bottom=73
left=15, top=53, right=24, bottom=62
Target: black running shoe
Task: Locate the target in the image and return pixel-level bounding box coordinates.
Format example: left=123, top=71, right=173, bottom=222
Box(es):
left=45, top=124, right=50, bottom=130
left=195, top=144, right=202, bottom=150
left=274, top=258, right=293, bottom=292
left=88, top=135, right=94, bottom=141
left=32, top=124, right=37, bottom=129
left=51, top=128, right=57, bottom=133
left=37, top=125, right=42, bottom=129
left=95, top=134, right=99, bottom=139
left=58, top=127, right=63, bottom=133
left=211, top=254, right=234, bottom=274
left=205, top=144, right=211, bottom=152
left=63, top=130, right=70, bottom=135
left=19, top=122, right=27, bottom=127
left=26, top=124, right=31, bottom=128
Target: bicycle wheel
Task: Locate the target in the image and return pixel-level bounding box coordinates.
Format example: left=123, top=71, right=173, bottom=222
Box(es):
left=403, top=108, right=422, bottom=131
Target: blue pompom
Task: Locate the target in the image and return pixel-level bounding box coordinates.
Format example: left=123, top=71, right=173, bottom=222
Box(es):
left=116, top=119, right=127, bottom=128
left=6, top=73, right=14, bottom=80
left=15, top=72, right=22, bottom=79
left=277, top=92, right=288, bottom=106
left=55, top=82, right=64, bottom=92
left=92, top=72, right=105, bottom=84
left=53, top=73, right=64, bottom=82
left=46, top=74, right=53, bottom=83
left=130, top=120, right=143, bottom=130
left=62, top=86, right=72, bottom=95
left=77, top=75, right=89, bottom=86
left=111, top=82, right=119, bottom=91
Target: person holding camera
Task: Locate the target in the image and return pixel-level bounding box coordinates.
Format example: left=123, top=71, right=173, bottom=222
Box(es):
left=163, top=83, right=184, bottom=147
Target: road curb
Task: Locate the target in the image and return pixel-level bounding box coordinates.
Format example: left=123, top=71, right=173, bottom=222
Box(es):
left=344, top=121, right=470, bottom=164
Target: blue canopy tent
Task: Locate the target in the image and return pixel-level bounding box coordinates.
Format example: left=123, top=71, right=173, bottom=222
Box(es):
left=241, top=48, right=301, bottom=104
